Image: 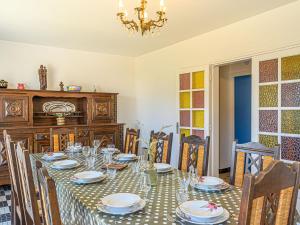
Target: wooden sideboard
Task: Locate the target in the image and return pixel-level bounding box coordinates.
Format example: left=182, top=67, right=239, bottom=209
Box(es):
left=0, top=89, right=124, bottom=185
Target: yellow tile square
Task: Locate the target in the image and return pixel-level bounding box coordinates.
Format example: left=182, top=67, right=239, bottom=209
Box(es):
left=180, top=129, right=190, bottom=136
left=180, top=92, right=190, bottom=108
left=192, top=71, right=205, bottom=89
left=192, top=110, right=204, bottom=128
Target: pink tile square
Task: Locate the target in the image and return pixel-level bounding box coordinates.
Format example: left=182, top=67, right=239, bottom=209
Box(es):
left=180, top=111, right=190, bottom=127
left=192, top=91, right=204, bottom=108
left=192, top=130, right=204, bottom=138
left=180, top=73, right=190, bottom=90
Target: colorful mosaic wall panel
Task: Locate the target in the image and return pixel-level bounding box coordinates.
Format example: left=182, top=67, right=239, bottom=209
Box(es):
left=282, top=54, right=300, bottom=81
left=259, top=59, right=278, bottom=83
left=192, top=130, right=204, bottom=138
left=259, top=135, right=278, bottom=148
left=259, top=110, right=278, bottom=133
left=192, top=91, right=204, bottom=108
left=281, top=110, right=300, bottom=134
left=281, top=82, right=300, bottom=107
left=259, top=85, right=278, bottom=107
left=180, top=73, right=190, bottom=90
left=192, top=71, right=205, bottom=89
left=281, top=136, right=300, bottom=161
left=180, top=111, right=190, bottom=127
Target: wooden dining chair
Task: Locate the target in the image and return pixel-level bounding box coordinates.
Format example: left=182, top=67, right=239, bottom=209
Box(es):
left=123, top=128, right=140, bottom=154
left=15, top=142, right=41, bottom=225
left=3, top=130, right=26, bottom=225
left=36, top=160, right=63, bottom=225
left=178, top=134, right=210, bottom=176
left=149, top=130, right=173, bottom=164
left=230, top=141, right=280, bottom=187
left=238, top=160, right=300, bottom=225
left=50, top=128, right=77, bottom=152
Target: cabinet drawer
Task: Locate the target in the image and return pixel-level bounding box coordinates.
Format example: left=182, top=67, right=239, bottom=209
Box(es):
left=91, top=96, right=115, bottom=123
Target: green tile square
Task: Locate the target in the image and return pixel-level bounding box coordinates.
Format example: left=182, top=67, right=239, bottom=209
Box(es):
left=259, top=135, right=278, bottom=148
left=259, top=85, right=278, bottom=107
left=282, top=110, right=300, bottom=134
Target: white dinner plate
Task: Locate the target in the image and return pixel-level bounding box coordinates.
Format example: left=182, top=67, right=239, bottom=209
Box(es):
left=42, top=152, right=67, bottom=161
left=115, top=154, right=137, bottom=161
left=154, top=163, right=172, bottom=171
left=50, top=160, right=80, bottom=170
left=97, top=199, right=146, bottom=215
left=180, top=200, right=224, bottom=219
left=191, top=182, right=230, bottom=192
left=196, top=176, right=224, bottom=187
left=176, top=207, right=230, bottom=224
left=101, top=193, right=141, bottom=209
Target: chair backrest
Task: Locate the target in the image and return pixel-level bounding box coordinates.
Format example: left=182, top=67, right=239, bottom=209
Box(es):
left=178, top=135, right=210, bottom=176
left=50, top=128, right=77, bottom=152
left=3, top=130, right=26, bottom=223
left=15, top=142, right=41, bottom=225
left=124, top=128, right=140, bottom=154
left=238, top=160, right=300, bottom=225
left=230, top=141, right=280, bottom=187
left=36, top=160, right=62, bottom=225
left=150, top=130, right=173, bottom=164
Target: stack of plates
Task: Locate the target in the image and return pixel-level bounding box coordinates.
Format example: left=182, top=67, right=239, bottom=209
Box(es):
left=66, top=146, right=82, bottom=153
left=71, top=171, right=106, bottom=184
left=115, top=154, right=137, bottom=162
left=154, top=163, right=173, bottom=173
left=191, top=176, right=229, bottom=191
left=50, top=160, right=80, bottom=170
left=97, top=193, right=146, bottom=215
left=42, top=152, right=67, bottom=161
left=176, top=200, right=230, bottom=224
left=101, top=148, right=120, bottom=154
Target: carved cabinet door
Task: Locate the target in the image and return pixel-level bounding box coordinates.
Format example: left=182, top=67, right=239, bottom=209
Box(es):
left=0, top=96, right=29, bottom=123
left=91, top=96, right=115, bottom=123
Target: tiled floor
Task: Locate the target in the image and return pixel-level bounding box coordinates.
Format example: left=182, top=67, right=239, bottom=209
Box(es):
left=0, top=185, right=11, bottom=225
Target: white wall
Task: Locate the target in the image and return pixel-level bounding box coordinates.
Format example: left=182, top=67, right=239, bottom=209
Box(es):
left=135, top=1, right=300, bottom=166
left=0, top=41, right=136, bottom=126
left=219, top=62, right=251, bottom=170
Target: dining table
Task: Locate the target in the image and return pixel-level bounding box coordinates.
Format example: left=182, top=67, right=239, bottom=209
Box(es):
left=30, top=152, right=242, bottom=225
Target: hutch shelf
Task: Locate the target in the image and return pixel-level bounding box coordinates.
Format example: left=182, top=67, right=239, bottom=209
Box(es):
left=0, top=89, right=124, bottom=185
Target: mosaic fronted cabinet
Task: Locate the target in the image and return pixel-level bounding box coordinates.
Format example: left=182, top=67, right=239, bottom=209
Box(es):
left=178, top=66, right=210, bottom=140
left=0, top=89, right=124, bottom=185
left=253, top=48, right=300, bottom=162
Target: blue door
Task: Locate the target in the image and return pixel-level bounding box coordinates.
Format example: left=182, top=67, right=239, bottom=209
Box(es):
left=234, top=75, right=251, bottom=143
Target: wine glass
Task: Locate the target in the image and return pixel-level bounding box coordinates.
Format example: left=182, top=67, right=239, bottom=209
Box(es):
left=140, top=174, right=151, bottom=201
left=93, top=140, right=100, bottom=155
left=82, top=146, right=91, bottom=166
left=176, top=189, right=189, bottom=205
left=179, top=175, right=190, bottom=192
left=107, top=168, right=117, bottom=180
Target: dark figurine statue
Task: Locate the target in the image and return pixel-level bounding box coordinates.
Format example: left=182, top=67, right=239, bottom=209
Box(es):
left=38, top=65, right=47, bottom=90
left=59, top=81, right=64, bottom=91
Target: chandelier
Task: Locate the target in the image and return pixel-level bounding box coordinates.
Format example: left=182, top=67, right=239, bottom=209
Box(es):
left=117, top=0, right=167, bottom=36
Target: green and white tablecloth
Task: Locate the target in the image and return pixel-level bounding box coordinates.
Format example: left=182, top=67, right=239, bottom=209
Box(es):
left=30, top=153, right=241, bottom=225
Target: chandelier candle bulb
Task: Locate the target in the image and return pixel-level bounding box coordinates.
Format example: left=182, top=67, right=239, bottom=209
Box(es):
left=118, top=0, right=124, bottom=12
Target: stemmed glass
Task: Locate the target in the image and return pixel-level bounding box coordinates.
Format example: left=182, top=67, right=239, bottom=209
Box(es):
left=92, top=140, right=100, bottom=156
left=140, top=174, right=151, bottom=201
left=82, top=146, right=91, bottom=166
left=176, top=189, right=189, bottom=206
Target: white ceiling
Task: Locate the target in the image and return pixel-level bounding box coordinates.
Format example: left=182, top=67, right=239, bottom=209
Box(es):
left=0, top=0, right=296, bottom=56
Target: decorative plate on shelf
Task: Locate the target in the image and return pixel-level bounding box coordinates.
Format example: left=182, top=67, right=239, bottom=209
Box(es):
left=43, top=101, right=76, bottom=113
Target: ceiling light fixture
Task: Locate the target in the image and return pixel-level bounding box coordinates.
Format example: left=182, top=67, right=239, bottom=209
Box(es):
left=117, top=0, right=167, bottom=36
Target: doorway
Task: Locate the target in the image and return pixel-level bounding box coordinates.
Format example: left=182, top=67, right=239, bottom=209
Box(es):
left=218, top=60, right=252, bottom=181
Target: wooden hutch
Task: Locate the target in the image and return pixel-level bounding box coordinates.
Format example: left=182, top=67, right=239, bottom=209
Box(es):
left=0, top=89, right=124, bottom=185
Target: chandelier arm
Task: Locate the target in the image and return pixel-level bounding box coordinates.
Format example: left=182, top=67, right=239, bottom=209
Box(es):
left=117, top=13, right=139, bottom=31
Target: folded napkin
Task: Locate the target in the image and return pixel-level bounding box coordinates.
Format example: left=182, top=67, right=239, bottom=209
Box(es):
left=101, top=163, right=128, bottom=171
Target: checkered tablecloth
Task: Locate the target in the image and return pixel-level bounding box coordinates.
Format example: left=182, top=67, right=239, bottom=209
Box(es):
left=30, top=153, right=241, bottom=225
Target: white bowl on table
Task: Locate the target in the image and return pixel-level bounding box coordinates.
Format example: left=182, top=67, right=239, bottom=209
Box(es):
left=154, top=163, right=173, bottom=173
left=71, top=171, right=106, bottom=184
left=115, top=153, right=137, bottom=161
left=42, top=152, right=67, bottom=161
left=50, top=160, right=80, bottom=170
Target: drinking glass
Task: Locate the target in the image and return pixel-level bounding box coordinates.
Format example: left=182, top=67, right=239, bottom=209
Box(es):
left=87, top=156, right=96, bottom=169
left=82, top=146, right=91, bottom=166
left=176, top=190, right=189, bottom=205
left=132, top=162, right=140, bottom=173
left=107, top=168, right=117, bottom=180
left=179, top=176, right=191, bottom=192
left=139, top=174, right=151, bottom=200
left=93, top=140, right=100, bottom=155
